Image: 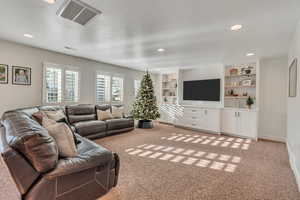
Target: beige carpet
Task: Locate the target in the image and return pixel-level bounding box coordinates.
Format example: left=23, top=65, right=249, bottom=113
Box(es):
left=98, top=123, right=300, bottom=200
left=1, top=123, right=299, bottom=200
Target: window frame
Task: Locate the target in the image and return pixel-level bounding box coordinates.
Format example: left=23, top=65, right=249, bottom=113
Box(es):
left=43, top=62, right=80, bottom=105
left=95, top=71, right=124, bottom=104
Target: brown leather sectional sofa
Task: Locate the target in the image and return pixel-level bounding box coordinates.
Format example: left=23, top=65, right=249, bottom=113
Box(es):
left=0, top=104, right=134, bottom=200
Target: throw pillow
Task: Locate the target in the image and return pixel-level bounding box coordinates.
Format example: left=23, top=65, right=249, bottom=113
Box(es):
left=44, top=110, right=66, bottom=122
left=32, top=111, right=47, bottom=125
left=43, top=116, right=81, bottom=146
left=112, top=106, right=124, bottom=118
left=97, top=109, right=113, bottom=121
left=43, top=118, right=78, bottom=157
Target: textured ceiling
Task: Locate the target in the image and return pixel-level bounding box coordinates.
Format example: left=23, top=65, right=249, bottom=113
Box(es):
left=0, top=0, right=299, bottom=71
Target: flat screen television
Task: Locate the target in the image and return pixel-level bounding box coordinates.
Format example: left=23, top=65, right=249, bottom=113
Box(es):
left=183, top=79, right=220, bottom=101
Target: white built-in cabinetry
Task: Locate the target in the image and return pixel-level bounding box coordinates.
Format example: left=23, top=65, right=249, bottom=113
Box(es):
left=175, top=106, right=221, bottom=134
left=158, top=63, right=259, bottom=140
left=221, top=108, right=258, bottom=139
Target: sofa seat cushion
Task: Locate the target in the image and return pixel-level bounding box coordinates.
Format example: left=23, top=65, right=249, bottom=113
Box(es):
left=106, top=118, right=134, bottom=131
left=45, top=135, right=113, bottom=180
left=73, top=120, right=106, bottom=137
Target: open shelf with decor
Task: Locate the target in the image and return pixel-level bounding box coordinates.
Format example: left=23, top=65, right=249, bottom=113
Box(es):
left=224, top=63, right=258, bottom=109
left=161, top=73, right=178, bottom=104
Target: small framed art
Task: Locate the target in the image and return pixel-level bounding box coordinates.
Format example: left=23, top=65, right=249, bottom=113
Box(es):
left=0, top=64, right=8, bottom=84
left=12, top=66, right=31, bottom=85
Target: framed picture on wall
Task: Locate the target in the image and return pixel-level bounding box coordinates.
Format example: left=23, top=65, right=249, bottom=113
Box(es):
left=12, top=66, right=31, bottom=85
left=289, top=58, right=297, bottom=97
left=0, top=64, right=8, bottom=84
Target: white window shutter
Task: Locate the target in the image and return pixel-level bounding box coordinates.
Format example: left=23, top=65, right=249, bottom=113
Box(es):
left=45, top=67, right=62, bottom=103
left=134, top=80, right=141, bottom=97
left=65, top=70, right=79, bottom=102
left=96, top=74, right=111, bottom=103
left=112, top=77, right=124, bottom=102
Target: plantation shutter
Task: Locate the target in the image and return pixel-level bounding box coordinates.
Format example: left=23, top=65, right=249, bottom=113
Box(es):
left=45, top=67, right=62, bottom=103
left=134, top=80, right=141, bottom=97
left=112, top=77, right=123, bottom=102
left=65, top=70, right=79, bottom=102
left=96, top=74, right=111, bottom=103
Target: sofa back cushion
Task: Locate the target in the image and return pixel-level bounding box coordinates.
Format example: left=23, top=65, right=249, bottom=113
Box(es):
left=1, top=111, right=59, bottom=173
left=66, top=104, right=96, bottom=124
left=96, top=104, right=111, bottom=112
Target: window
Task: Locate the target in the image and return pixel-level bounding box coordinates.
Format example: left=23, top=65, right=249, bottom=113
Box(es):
left=112, top=77, right=123, bottom=102
left=45, top=67, right=62, bottom=103
left=134, top=80, right=141, bottom=97
left=43, top=63, right=80, bottom=104
left=96, top=74, right=111, bottom=103
left=95, top=73, right=124, bottom=104
left=65, top=70, right=79, bottom=102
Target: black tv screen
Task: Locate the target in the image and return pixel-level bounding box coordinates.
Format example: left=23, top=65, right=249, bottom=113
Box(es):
left=183, top=79, right=220, bottom=101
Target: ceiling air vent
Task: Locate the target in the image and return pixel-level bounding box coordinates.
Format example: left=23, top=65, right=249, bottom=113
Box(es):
left=57, top=0, right=101, bottom=26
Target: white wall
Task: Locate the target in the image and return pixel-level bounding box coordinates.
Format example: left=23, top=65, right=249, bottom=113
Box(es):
left=258, top=56, right=287, bottom=142
left=178, top=64, right=224, bottom=108
left=0, top=39, right=150, bottom=115
left=287, top=20, right=300, bottom=191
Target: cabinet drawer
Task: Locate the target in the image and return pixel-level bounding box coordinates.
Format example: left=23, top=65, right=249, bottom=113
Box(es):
left=183, top=107, right=202, bottom=115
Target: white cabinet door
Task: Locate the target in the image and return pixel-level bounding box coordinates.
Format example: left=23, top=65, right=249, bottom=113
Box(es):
left=159, top=104, right=174, bottom=123
left=237, top=111, right=257, bottom=139
left=221, top=109, right=237, bottom=134
left=203, top=109, right=221, bottom=132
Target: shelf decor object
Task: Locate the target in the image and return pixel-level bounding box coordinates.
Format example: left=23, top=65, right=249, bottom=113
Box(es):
left=289, top=58, right=297, bottom=97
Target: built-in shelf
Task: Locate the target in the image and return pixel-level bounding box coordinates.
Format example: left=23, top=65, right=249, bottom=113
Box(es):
left=225, top=85, right=256, bottom=89
left=161, top=73, right=178, bottom=105
left=225, top=96, right=249, bottom=99
left=225, top=74, right=256, bottom=78
left=224, top=63, right=258, bottom=109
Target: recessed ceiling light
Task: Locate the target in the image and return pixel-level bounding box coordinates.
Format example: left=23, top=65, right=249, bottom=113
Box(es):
left=246, top=53, right=255, bottom=57
left=44, top=0, right=56, bottom=4
left=230, top=24, right=242, bottom=31
left=24, top=34, right=34, bottom=38
left=157, top=48, right=165, bottom=52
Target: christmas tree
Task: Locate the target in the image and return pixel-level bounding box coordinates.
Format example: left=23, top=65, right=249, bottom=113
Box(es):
left=132, top=71, right=160, bottom=121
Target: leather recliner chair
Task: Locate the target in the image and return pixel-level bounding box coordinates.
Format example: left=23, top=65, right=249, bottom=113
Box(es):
left=0, top=107, right=120, bottom=200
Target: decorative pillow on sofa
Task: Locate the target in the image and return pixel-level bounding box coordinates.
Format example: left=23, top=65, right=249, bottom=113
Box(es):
left=44, top=110, right=66, bottom=122
left=43, top=118, right=78, bottom=157
left=97, top=109, right=113, bottom=121
left=112, top=106, right=124, bottom=118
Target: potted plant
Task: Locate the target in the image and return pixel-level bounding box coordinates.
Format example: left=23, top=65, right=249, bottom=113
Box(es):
left=132, top=71, right=160, bottom=128
left=246, top=96, right=254, bottom=109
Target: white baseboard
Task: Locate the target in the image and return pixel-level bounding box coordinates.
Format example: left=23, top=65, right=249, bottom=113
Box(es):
left=287, top=141, right=300, bottom=192
left=258, top=135, right=286, bottom=143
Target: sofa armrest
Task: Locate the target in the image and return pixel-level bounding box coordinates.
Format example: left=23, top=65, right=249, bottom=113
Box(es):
left=45, top=143, right=114, bottom=180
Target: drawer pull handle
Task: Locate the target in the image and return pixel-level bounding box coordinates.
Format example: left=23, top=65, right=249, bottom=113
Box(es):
left=192, top=110, right=196, bottom=112
left=192, top=117, right=196, bottom=119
